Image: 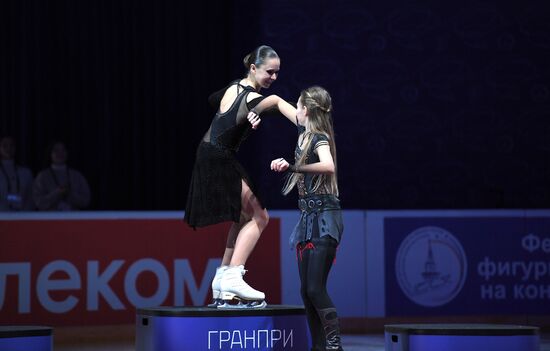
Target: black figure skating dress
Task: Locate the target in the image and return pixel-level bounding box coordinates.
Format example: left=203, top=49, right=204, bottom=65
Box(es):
left=184, top=81, right=264, bottom=228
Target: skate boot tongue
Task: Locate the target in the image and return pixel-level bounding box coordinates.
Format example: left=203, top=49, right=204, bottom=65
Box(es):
left=234, top=265, right=247, bottom=274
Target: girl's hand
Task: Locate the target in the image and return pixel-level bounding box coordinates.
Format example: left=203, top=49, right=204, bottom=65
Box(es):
left=270, top=158, right=290, bottom=172
left=247, top=110, right=261, bottom=129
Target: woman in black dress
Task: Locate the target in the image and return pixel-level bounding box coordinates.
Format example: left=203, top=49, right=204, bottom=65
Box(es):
left=184, top=45, right=294, bottom=308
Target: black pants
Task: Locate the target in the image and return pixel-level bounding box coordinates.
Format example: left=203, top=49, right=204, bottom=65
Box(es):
left=297, top=235, right=340, bottom=350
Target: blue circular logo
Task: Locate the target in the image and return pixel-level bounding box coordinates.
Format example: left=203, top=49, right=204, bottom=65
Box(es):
left=395, top=226, right=467, bottom=307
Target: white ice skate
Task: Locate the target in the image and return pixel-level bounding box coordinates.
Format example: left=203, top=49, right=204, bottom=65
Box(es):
left=208, top=265, right=228, bottom=308
left=218, top=265, right=267, bottom=309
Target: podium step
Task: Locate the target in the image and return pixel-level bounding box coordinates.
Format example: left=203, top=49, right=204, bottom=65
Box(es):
left=384, top=323, right=539, bottom=351
left=136, top=305, right=310, bottom=351
left=0, top=326, right=53, bottom=351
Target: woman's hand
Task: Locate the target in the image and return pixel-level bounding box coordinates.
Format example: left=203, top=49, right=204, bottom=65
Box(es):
left=247, top=110, right=261, bottom=129
left=270, top=158, right=290, bottom=172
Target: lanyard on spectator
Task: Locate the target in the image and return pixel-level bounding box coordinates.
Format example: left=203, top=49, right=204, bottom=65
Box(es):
left=49, top=167, right=71, bottom=190
left=0, top=163, right=20, bottom=193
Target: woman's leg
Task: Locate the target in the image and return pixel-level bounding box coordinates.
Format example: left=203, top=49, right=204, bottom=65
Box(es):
left=211, top=182, right=256, bottom=306
left=218, top=180, right=269, bottom=305
left=210, top=216, right=248, bottom=306
left=221, top=214, right=248, bottom=265
left=229, top=180, right=269, bottom=266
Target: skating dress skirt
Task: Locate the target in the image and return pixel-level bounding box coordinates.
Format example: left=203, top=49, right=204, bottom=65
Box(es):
left=184, top=83, right=264, bottom=228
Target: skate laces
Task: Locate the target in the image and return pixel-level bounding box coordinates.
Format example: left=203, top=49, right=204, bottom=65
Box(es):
left=228, top=265, right=247, bottom=277
left=226, top=266, right=248, bottom=282
left=224, top=266, right=260, bottom=294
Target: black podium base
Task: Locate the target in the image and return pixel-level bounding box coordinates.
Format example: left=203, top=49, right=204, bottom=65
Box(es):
left=0, top=326, right=53, bottom=351
left=136, top=305, right=310, bottom=351
left=385, top=323, right=539, bottom=351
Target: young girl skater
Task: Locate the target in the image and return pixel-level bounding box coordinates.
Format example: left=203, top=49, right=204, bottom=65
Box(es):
left=251, top=86, right=344, bottom=350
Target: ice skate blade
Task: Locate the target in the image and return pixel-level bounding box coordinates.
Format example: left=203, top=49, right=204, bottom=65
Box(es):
left=217, top=300, right=267, bottom=309
left=220, top=291, right=265, bottom=301
left=207, top=298, right=224, bottom=308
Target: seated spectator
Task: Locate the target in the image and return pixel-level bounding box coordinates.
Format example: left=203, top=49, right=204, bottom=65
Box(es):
left=33, top=141, right=91, bottom=211
left=0, top=135, right=35, bottom=211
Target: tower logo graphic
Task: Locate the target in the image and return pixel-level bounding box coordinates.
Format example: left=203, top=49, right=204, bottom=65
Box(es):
left=395, top=226, right=467, bottom=307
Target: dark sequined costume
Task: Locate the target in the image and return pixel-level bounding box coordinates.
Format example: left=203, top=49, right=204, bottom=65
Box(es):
left=289, top=124, right=343, bottom=248
left=184, top=81, right=263, bottom=228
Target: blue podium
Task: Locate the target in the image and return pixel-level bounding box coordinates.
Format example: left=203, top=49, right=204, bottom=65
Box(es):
left=385, top=324, right=540, bottom=351
left=136, top=305, right=310, bottom=351
left=0, top=326, right=53, bottom=351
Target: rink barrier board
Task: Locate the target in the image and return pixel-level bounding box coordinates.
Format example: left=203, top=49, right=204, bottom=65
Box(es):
left=384, top=323, right=540, bottom=351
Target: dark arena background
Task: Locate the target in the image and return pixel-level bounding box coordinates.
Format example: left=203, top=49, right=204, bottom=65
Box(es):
left=2, top=0, right=549, bottom=210
left=1, top=1, right=550, bottom=351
